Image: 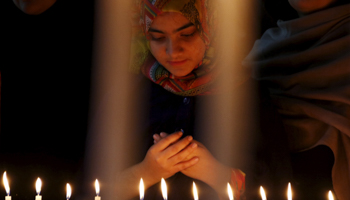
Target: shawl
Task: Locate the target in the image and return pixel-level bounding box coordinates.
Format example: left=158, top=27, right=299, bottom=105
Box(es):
left=245, top=4, right=350, bottom=200
left=130, top=0, right=218, bottom=96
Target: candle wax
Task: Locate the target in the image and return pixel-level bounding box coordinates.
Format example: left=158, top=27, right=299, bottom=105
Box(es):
left=5, top=196, right=11, bottom=200
left=35, top=195, right=42, bottom=200
left=95, top=196, right=101, bottom=200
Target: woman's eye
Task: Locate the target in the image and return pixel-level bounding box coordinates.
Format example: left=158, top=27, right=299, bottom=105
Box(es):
left=151, top=36, right=165, bottom=41
left=181, top=32, right=195, bottom=37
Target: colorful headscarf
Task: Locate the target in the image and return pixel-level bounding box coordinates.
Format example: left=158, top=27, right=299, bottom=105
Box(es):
left=130, top=0, right=217, bottom=96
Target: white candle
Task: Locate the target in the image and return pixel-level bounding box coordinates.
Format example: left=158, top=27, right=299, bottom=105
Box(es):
left=161, top=178, right=167, bottom=200
left=2, top=172, right=11, bottom=200
left=192, top=182, right=198, bottom=200
left=35, top=178, right=42, bottom=200
left=227, top=183, right=233, bottom=200
left=139, top=178, right=144, bottom=200
left=287, top=183, right=292, bottom=200
left=328, top=190, right=334, bottom=200
left=260, top=186, right=266, bottom=200
left=66, top=183, right=72, bottom=200
left=95, top=179, right=101, bottom=200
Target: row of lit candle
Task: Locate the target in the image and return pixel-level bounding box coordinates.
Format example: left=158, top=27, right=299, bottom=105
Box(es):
left=139, top=178, right=336, bottom=200
left=3, top=171, right=335, bottom=200
left=259, top=183, right=334, bottom=200
left=2, top=172, right=100, bottom=200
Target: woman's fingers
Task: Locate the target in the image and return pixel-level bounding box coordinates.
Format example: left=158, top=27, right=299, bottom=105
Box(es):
left=152, top=131, right=183, bottom=151
left=160, top=132, right=168, bottom=138
left=153, top=134, right=161, bottom=144
left=153, top=132, right=169, bottom=144
left=161, top=135, right=194, bottom=159
left=168, top=142, right=197, bottom=164
left=173, top=156, right=199, bottom=172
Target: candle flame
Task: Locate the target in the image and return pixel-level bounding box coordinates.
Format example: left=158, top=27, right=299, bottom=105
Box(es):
left=287, top=183, right=292, bottom=200
left=95, top=179, right=100, bottom=196
left=36, top=178, right=42, bottom=195
left=2, top=172, right=10, bottom=195
left=227, top=183, right=233, bottom=200
left=139, top=178, right=144, bottom=200
left=260, top=186, right=267, bottom=200
left=66, top=183, right=72, bottom=199
left=161, top=178, right=167, bottom=200
left=193, top=182, right=198, bottom=200
left=328, top=190, right=334, bottom=200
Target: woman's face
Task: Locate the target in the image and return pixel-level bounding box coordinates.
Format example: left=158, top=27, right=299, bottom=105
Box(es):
left=288, top=0, right=338, bottom=15
left=148, top=12, right=206, bottom=77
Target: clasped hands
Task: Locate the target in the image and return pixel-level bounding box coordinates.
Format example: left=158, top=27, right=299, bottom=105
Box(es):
left=141, top=131, right=229, bottom=186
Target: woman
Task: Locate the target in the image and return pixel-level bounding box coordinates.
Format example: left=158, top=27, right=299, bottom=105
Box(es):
left=245, top=0, right=350, bottom=199
left=116, top=0, right=245, bottom=199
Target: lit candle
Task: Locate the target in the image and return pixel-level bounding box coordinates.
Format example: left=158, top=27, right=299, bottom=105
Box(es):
left=287, top=183, right=292, bottom=200
left=66, top=184, right=72, bottom=200
left=227, top=183, right=233, bottom=200
left=161, top=178, right=167, bottom=200
left=192, top=182, right=198, bottom=200
left=328, top=190, right=334, bottom=200
left=139, top=178, right=144, bottom=200
left=2, top=172, right=11, bottom=200
left=95, top=179, right=101, bottom=200
left=35, top=178, right=42, bottom=200
left=260, top=186, right=266, bottom=200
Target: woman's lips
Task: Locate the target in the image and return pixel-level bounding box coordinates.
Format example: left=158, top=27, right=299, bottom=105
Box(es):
left=167, top=59, right=187, bottom=66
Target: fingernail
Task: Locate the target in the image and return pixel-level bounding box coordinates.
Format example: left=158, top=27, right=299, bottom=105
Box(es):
left=187, top=136, right=193, bottom=141
left=191, top=143, right=197, bottom=148
left=160, top=132, right=166, bottom=137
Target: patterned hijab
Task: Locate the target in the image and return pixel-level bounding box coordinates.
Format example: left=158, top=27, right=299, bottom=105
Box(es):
left=130, top=0, right=217, bottom=96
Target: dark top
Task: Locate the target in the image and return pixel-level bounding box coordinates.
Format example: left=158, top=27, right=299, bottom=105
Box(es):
left=130, top=77, right=294, bottom=200
left=132, top=77, right=334, bottom=200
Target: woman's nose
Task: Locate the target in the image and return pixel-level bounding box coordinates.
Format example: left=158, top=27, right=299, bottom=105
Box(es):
left=166, top=38, right=183, bottom=57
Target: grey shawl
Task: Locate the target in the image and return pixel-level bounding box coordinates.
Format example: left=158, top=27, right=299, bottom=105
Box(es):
left=245, top=4, right=350, bottom=200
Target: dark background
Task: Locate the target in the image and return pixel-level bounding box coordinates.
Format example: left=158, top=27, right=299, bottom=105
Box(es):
left=1, top=1, right=94, bottom=199
left=0, top=1, right=301, bottom=199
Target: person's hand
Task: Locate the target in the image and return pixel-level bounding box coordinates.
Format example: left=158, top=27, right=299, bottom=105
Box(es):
left=153, top=133, right=232, bottom=199
left=141, top=131, right=199, bottom=183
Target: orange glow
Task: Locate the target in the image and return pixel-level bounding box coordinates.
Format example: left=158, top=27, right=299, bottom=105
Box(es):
left=161, top=178, right=167, bottom=200
left=260, top=186, right=267, bottom=200
left=95, top=179, right=100, bottom=196
left=227, top=183, right=233, bottom=200
left=36, top=178, right=42, bottom=194
left=139, top=178, right=144, bottom=200
left=287, top=183, right=292, bottom=200
left=2, top=172, right=10, bottom=195
left=193, top=182, right=198, bottom=200
left=66, top=183, right=72, bottom=199
left=328, top=190, right=334, bottom=200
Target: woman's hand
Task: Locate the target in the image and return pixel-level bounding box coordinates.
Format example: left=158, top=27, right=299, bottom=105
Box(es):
left=153, top=133, right=232, bottom=199
left=141, top=131, right=199, bottom=183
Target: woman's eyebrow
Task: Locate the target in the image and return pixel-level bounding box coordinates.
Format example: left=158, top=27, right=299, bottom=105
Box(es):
left=148, top=22, right=194, bottom=34
left=148, top=28, right=163, bottom=33
left=174, top=22, right=194, bottom=32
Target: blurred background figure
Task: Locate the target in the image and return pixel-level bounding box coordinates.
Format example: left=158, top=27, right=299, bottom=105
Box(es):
left=12, top=0, right=56, bottom=15
left=245, top=0, right=350, bottom=199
